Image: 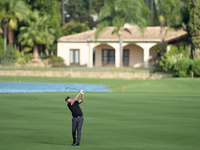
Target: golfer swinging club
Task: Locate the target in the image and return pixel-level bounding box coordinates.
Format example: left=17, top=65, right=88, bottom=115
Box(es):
left=65, top=90, right=84, bottom=146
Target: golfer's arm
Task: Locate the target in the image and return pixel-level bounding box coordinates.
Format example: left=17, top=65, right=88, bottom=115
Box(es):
left=78, top=94, right=84, bottom=104
left=71, top=92, right=81, bottom=105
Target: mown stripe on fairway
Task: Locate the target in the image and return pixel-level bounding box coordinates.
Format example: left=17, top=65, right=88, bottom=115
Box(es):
left=0, top=77, right=200, bottom=150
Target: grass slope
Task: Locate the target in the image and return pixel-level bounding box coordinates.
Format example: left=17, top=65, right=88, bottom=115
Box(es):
left=0, top=76, right=200, bottom=150
left=0, top=76, right=200, bottom=94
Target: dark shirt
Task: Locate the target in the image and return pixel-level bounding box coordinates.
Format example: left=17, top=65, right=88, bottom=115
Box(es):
left=68, top=101, right=83, bottom=117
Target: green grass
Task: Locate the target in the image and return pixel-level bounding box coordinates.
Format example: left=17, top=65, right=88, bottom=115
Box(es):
left=0, top=76, right=200, bottom=150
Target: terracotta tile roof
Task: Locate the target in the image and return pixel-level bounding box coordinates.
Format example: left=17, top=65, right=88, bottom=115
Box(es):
left=58, top=26, right=187, bottom=43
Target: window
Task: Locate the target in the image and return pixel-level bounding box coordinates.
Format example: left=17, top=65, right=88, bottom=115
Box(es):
left=102, top=49, right=115, bottom=66
left=70, top=49, right=80, bottom=65
left=123, top=49, right=129, bottom=66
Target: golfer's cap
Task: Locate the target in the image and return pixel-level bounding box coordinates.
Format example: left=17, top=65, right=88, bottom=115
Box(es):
left=65, top=96, right=71, bottom=101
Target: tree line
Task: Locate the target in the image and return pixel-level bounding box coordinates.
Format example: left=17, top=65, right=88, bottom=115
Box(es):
left=0, top=0, right=199, bottom=67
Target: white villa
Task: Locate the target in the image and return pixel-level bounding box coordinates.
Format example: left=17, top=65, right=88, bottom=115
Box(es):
left=57, top=26, right=187, bottom=68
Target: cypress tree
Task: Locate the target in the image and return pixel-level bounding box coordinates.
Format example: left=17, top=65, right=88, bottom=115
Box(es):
left=189, top=0, right=200, bottom=59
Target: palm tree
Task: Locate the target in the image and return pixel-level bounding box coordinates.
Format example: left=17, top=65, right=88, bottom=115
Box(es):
left=145, top=0, right=155, bottom=26
left=18, top=11, right=55, bottom=59
left=146, top=0, right=149, bottom=6
left=155, top=0, right=184, bottom=55
left=151, top=0, right=154, bottom=26
left=61, top=0, right=65, bottom=26
left=95, top=0, right=149, bottom=68
left=0, top=0, right=29, bottom=53
left=155, top=0, right=184, bottom=26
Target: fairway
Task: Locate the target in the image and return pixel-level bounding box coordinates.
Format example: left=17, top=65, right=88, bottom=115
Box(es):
left=0, top=76, right=200, bottom=150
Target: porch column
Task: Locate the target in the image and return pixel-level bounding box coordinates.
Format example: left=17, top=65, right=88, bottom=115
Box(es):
left=115, top=46, right=120, bottom=68
left=87, top=41, right=93, bottom=68
left=136, top=43, right=158, bottom=68
left=143, top=47, right=149, bottom=68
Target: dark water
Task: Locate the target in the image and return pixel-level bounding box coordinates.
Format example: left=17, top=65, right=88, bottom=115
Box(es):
left=0, top=82, right=110, bottom=93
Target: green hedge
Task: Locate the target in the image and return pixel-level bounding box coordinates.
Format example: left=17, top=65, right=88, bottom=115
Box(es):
left=154, top=54, right=175, bottom=73
left=154, top=56, right=200, bottom=77
left=192, top=58, right=200, bottom=77
left=173, top=59, right=193, bottom=77
left=48, top=56, right=66, bottom=67
left=0, top=44, right=18, bottom=66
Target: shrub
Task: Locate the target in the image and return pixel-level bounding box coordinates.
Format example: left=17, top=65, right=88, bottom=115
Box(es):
left=17, top=48, right=33, bottom=66
left=168, top=45, right=189, bottom=57
left=154, top=53, right=175, bottom=73
left=48, top=56, right=65, bottom=67
left=40, top=55, right=54, bottom=60
left=176, top=71, right=187, bottom=77
left=17, top=57, right=27, bottom=65
left=173, top=58, right=193, bottom=77
left=192, top=58, right=200, bottom=77
left=17, top=53, right=33, bottom=66
left=0, top=44, right=18, bottom=66
left=0, top=36, right=3, bottom=50
left=24, top=53, right=33, bottom=63
left=153, top=44, right=166, bottom=53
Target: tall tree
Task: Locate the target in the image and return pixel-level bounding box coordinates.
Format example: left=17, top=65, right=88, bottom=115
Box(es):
left=65, top=0, right=90, bottom=23
left=65, top=0, right=116, bottom=28
left=151, top=0, right=154, bottom=26
left=61, top=0, right=65, bottom=26
left=21, top=0, right=62, bottom=54
left=18, top=11, right=55, bottom=59
left=89, top=0, right=116, bottom=14
left=62, top=22, right=90, bottom=36
left=146, top=0, right=149, bottom=6
left=0, top=0, right=29, bottom=53
left=155, top=0, right=184, bottom=55
left=188, top=0, right=200, bottom=59
left=155, top=0, right=184, bottom=27
left=95, top=0, right=149, bottom=68
left=104, top=0, right=106, bottom=6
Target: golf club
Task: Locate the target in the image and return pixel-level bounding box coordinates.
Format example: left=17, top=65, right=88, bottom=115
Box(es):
left=66, top=87, right=80, bottom=91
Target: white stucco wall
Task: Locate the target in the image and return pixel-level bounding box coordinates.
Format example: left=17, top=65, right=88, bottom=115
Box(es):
left=124, top=44, right=143, bottom=67
left=95, top=44, right=115, bottom=67
left=57, top=41, right=158, bottom=68
left=136, top=43, right=157, bottom=67
left=95, top=46, right=102, bottom=67
left=57, top=43, right=89, bottom=66
left=57, top=43, right=69, bottom=65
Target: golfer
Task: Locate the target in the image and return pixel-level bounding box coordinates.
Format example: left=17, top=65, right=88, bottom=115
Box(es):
left=65, top=90, right=84, bottom=146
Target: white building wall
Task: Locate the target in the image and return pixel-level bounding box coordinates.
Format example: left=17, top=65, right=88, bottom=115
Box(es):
left=57, top=43, right=69, bottom=65
left=57, top=41, right=159, bottom=68
left=136, top=43, right=157, bottom=68
left=94, top=44, right=117, bottom=67
left=95, top=46, right=102, bottom=67
left=124, top=44, right=143, bottom=67
left=57, top=43, right=89, bottom=66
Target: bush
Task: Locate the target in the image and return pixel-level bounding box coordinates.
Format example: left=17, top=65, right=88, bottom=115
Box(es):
left=173, top=58, right=193, bottom=77
left=176, top=71, right=187, bottom=77
left=40, top=55, right=54, bottom=60
left=24, top=53, right=33, bottom=63
left=0, top=36, right=3, bottom=50
left=17, top=48, right=33, bottom=66
left=168, top=45, right=189, bottom=57
left=48, top=56, right=66, bottom=67
left=0, top=44, right=18, bottom=66
left=192, top=58, right=200, bottom=77
left=154, top=53, right=175, bottom=73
